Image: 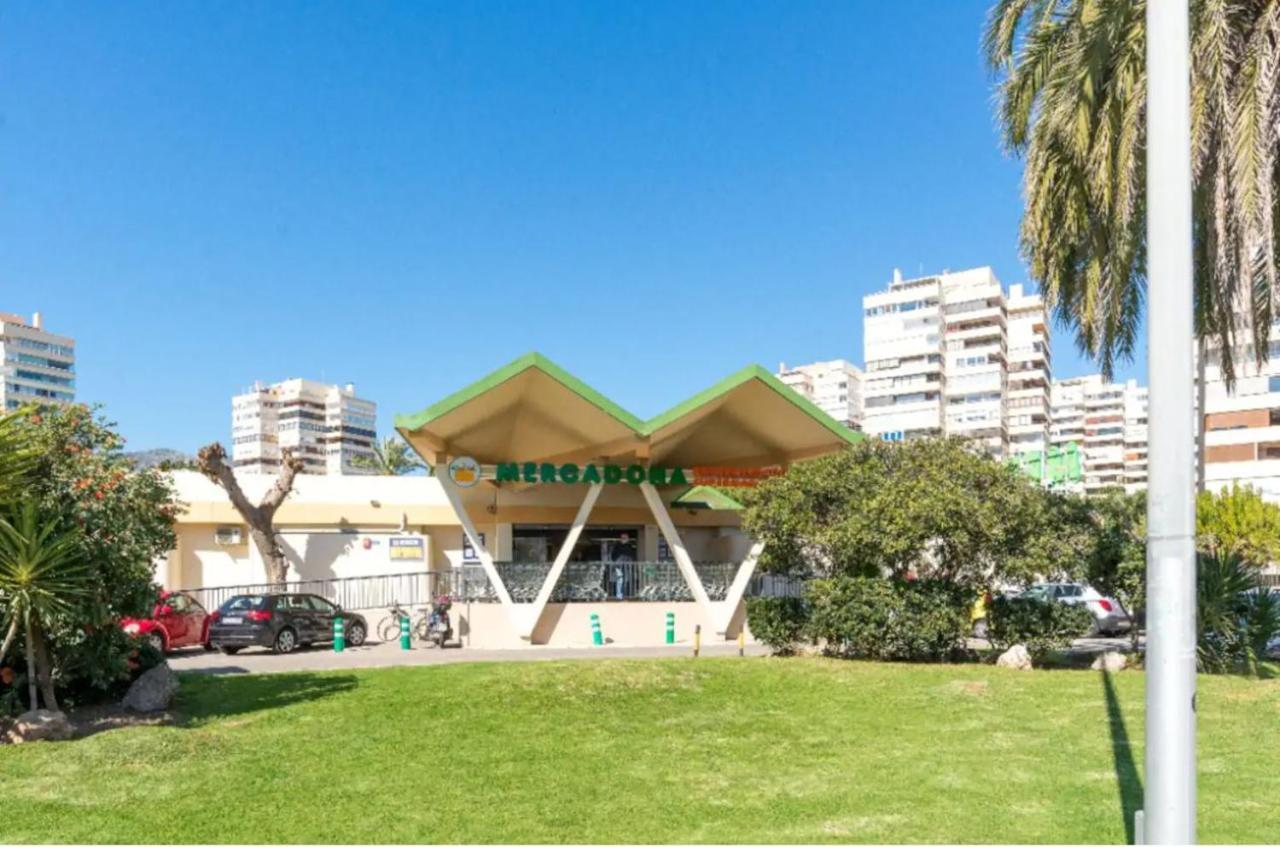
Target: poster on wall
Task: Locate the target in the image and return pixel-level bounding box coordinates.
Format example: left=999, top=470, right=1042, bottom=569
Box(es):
left=462, top=532, right=486, bottom=562
left=388, top=537, right=425, bottom=562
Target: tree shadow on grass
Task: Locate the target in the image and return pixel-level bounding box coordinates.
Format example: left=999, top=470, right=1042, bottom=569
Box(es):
left=177, top=672, right=360, bottom=723
left=1100, top=670, right=1142, bottom=844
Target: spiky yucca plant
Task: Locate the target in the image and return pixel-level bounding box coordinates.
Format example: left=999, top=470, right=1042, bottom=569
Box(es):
left=0, top=503, right=90, bottom=712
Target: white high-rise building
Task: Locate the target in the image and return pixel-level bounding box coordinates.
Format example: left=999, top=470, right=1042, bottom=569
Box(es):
left=0, top=311, right=76, bottom=411
left=776, top=359, right=862, bottom=429
left=1202, top=317, right=1280, bottom=501
left=861, top=271, right=947, bottom=442
left=862, top=267, right=1049, bottom=459
left=1005, top=284, right=1052, bottom=456
left=232, top=379, right=377, bottom=475
left=1050, top=375, right=1148, bottom=493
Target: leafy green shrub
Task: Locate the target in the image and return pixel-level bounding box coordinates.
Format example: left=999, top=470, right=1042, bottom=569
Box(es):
left=986, top=596, right=1093, bottom=660
left=53, top=625, right=166, bottom=709
left=1197, top=551, right=1280, bottom=674
left=745, top=596, right=809, bottom=655
left=806, top=577, right=969, bottom=662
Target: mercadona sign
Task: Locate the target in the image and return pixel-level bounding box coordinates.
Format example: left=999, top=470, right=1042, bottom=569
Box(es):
left=487, top=461, right=782, bottom=487
left=496, top=462, right=687, bottom=485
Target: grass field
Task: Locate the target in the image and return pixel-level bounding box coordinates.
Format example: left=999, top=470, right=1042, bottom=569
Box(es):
left=0, top=657, right=1277, bottom=844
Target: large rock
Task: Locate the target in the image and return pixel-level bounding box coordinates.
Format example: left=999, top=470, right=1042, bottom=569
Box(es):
left=122, top=663, right=179, bottom=713
left=6, top=709, right=72, bottom=743
left=996, top=644, right=1033, bottom=670
left=1091, top=650, right=1129, bottom=672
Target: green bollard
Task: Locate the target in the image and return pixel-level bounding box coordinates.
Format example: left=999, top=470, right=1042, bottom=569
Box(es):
left=333, top=616, right=345, bottom=653
left=665, top=611, right=675, bottom=645
left=590, top=613, right=603, bottom=646
left=400, top=615, right=411, bottom=650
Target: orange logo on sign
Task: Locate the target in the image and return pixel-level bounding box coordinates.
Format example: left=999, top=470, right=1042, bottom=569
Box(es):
left=690, top=466, right=784, bottom=487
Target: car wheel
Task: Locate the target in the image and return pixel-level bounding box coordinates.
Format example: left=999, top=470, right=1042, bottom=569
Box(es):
left=219, top=645, right=242, bottom=655
left=347, top=621, right=366, bottom=647
left=147, top=632, right=167, bottom=654
left=273, top=627, right=298, bottom=654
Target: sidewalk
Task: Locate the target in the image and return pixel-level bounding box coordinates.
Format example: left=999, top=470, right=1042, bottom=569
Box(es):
left=168, top=639, right=769, bottom=675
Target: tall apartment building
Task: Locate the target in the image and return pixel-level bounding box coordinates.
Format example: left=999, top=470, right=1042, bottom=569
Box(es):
left=0, top=311, right=76, bottom=411
left=862, top=267, right=1049, bottom=459
left=1005, top=285, right=1052, bottom=455
left=776, top=359, right=862, bottom=429
left=1049, top=375, right=1148, bottom=493
left=1202, top=319, right=1280, bottom=500
left=231, top=379, right=377, bottom=475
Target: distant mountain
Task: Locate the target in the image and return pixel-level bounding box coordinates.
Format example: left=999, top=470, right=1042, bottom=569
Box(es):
left=124, top=448, right=195, bottom=470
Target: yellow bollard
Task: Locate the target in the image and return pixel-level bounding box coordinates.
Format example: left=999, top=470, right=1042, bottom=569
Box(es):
left=693, top=624, right=701, bottom=658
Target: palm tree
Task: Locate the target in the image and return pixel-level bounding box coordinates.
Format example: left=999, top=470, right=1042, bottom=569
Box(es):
left=984, top=0, right=1280, bottom=483
left=0, top=503, right=91, bottom=712
left=353, top=435, right=427, bottom=476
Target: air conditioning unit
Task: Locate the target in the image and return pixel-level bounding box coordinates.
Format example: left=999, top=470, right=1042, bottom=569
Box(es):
left=214, top=526, right=244, bottom=546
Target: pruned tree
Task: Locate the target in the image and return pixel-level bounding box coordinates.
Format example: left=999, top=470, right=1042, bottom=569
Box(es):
left=196, top=443, right=303, bottom=584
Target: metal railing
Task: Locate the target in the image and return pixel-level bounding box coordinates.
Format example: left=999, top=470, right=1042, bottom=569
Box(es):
left=184, top=570, right=445, bottom=613
left=182, top=563, right=811, bottom=610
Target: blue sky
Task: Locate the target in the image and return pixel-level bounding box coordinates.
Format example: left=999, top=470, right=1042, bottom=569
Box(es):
left=0, top=1, right=1145, bottom=453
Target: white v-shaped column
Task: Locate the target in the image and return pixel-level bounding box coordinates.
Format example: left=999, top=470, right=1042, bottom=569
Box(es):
left=640, top=481, right=713, bottom=614
left=437, top=465, right=516, bottom=625
left=517, top=482, right=603, bottom=640
left=713, top=539, right=765, bottom=635
left=640, top=482, right=766, bottom=637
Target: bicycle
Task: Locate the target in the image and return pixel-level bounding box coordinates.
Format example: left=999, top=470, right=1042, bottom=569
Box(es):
left=377, top=601, right=412, bottom=642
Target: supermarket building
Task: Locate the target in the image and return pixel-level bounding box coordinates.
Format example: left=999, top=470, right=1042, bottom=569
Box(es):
left=163, top=353, right=859, bottom=648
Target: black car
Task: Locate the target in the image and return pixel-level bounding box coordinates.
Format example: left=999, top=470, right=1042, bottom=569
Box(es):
left=208, top=593, right=367, bottom=655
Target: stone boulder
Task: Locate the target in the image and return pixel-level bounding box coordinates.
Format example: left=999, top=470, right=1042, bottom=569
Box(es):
left=1091, top=650, right=1129, bottom=672
left=123, top=663, right=179, bottom=713
left=996, top=644, right=1033, bottom=670
left=6, top=709, right=72, bottom=743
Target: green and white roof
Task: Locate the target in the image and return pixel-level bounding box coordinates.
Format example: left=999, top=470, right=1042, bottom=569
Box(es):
left=395, top=352, right=860, bottom=471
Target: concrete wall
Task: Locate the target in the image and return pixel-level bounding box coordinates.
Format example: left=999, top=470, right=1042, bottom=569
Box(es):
left=452, top=601, right=752, bottom=648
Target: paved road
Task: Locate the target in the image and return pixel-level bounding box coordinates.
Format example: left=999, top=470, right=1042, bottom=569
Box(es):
left=168, top=639, right=769, bottom=675
left=168, top=635, right=1136, bottom=676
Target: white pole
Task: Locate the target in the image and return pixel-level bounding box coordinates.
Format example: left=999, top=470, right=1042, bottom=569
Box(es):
left=1144, top=0, right=1197, bottom=843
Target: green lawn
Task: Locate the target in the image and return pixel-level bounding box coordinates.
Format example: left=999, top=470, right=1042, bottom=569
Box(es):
left=1, top=657, right=1276, bottom=844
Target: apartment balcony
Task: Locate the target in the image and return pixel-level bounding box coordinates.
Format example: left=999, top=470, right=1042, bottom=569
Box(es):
left=944, top=322, right=1005, bottom=344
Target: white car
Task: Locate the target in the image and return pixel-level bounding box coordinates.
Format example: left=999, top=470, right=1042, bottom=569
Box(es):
left=1022, top=582, right=1132, bottom=636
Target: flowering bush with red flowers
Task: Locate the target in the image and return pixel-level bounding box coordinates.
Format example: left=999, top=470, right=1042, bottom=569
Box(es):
left=2, top=404, right=179, bottom=712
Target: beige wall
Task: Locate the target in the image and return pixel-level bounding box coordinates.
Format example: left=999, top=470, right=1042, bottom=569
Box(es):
left=452, top=601, right=752, bottom=649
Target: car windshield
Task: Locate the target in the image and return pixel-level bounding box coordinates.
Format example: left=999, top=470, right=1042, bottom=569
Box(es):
left=220, top=595, right=269, bottom=612
left=1021, top=586, right=1051, bottom=600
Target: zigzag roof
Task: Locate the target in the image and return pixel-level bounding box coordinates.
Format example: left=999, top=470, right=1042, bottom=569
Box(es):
left=395, top=352, right=860, bottom=471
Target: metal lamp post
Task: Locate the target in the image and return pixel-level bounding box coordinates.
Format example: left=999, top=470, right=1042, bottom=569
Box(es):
left=1143, top=0, right=1197, bottom=842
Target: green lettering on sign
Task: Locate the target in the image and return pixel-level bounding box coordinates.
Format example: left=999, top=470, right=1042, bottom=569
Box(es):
left=494, top=461, right=692, bottom=485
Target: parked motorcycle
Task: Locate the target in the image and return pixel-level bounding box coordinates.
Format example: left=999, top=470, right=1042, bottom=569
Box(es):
left=419, top=594, right=453, bottom=648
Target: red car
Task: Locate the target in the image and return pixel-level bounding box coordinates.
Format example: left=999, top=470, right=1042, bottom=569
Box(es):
left=120, top=591, right=211, bottom=653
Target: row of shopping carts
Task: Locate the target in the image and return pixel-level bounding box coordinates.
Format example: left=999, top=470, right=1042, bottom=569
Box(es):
left=453, top=561, right=737, bottom=602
